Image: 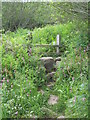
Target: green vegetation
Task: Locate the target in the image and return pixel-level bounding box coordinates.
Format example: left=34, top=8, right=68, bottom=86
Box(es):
left=1, top=2, right=88, bottom=119
left=2, top=2, right=87, bottom=31
left=1, top=20, right=88, bottom=118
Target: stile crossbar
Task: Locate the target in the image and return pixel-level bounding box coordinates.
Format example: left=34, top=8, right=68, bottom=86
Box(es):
left=32, top=34, right=60, bottom=54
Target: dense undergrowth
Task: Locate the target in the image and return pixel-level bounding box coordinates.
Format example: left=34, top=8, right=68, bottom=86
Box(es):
left=1, top=21, right=88, bottom=118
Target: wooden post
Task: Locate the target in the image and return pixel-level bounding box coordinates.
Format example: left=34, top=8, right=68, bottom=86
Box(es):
left=56, top=34, right=60, bottom=54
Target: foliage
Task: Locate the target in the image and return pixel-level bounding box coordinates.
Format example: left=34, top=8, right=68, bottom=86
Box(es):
left=65, top=94, right=88, bottom=118
left=32, top=21, right=88, bottom=53
left=1, top=29, right=47, bottom=118
left=2, top=2, right=88, bottom=31
left=1, top=20, right=88, bottom=118
left=54, top=46, right=88, bottom=118
left=2, top=2, right=56, bottom=31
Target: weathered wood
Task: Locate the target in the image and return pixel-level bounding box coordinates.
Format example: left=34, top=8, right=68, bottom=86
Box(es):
left=14, top=34, right=61, bottom=54
left=31, top=44, right=59, bottom=47
left=56, top=34, right=60, bottom=54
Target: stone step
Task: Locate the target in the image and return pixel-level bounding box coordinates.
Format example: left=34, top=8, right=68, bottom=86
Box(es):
left=40, top=57, right=55, bottom=73
left=56, top=61, right=61, bottom=68
left=55, top=57, right=61, bottom=62
left=58, top=115, right=65, bottom=118
left=48, top=95, right=59, bottom=105
left=46, top=72, right=56, bottom=82
left=47, top=82, right=55, bottom=89
left=40, top=57, right=62, bottom=72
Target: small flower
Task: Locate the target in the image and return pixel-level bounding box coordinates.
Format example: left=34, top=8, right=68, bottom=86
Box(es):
left=72, top=77, right=74, bottom=81
left=24, top=88, right=25, bottom=92
left=70, top=87, right=72, bottom=93
left=28, top=53, right=31, bottom=56
left=3, top=78, right=5, bottom=80
left=82, top=97, right=86, bottom=101
left=29, top=48, right=32, bottom=54
left=30, top=90, right=31, bottom=93
left=1, top=80, right=3, bottom=83
left=84, top=49, right=86, bottom=52
left=73, top=96, right=76, bottom=103
left=11, top=85, right=13, bottom=88
left=22, top=57, right=24, bottom=60
left=0, top=83, right=2, bottom=88
left=15, top=111, right=18, bottom=115
left=7, top=79, right=9, bottom=83
left=27, top=93, right=29, bottom=97
left=22, top=57, right=25, bottom=63
left=64, top=74, right=66, bottom=77
left=75, top=96, right=76, bottom=100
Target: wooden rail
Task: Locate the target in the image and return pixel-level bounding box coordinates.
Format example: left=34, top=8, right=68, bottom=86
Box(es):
left=13, top=34, right=61, bottom=54
left=32, top=34, right=61, bottom=54
left=31, top=44, right=59, bottom=47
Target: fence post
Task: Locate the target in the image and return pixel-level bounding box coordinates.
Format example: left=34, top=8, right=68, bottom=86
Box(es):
left=56, top=34, right=60, bottom=54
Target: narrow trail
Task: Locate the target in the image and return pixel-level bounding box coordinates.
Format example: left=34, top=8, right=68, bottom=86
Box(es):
left=38, top=56, right=65, bottom=118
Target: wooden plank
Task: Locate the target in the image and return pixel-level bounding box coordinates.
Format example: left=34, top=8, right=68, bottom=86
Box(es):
left=31, top=44, right=59, bottom=47
left=13, top=44, right=61, bottom=49
left=56, top=34, right=60, bottom=54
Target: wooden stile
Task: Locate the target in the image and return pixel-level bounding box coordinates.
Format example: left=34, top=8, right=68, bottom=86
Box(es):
left=56, top=34, right=60, bottom=54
